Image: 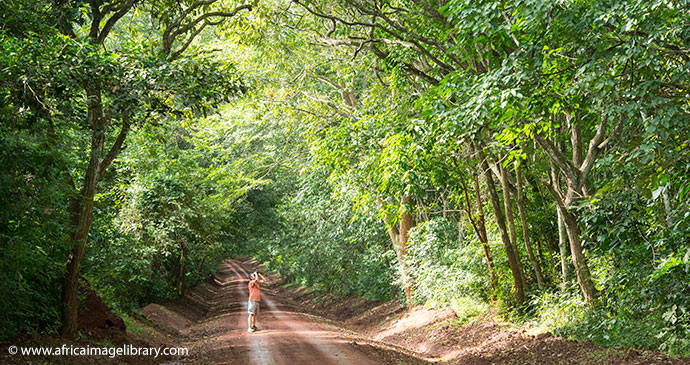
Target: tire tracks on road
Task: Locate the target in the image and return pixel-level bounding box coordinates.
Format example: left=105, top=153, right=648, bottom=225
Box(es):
left=226, top=260, right=381, bottom=365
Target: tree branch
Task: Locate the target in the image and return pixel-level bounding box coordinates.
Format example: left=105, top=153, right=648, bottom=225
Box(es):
left=96, top=113, right=130, bottom=181
left=163, top=3, right=252, bottom=58
left=343, top=0, right=457, bottom=72
left=169, top=22, right=208, bottom=61
left=568, top=109, right=583, bottom=167
left=534, top=131, right=579, bottom=185
left=368, top=43, right=440, bottom=85
left=539, top=177, right=568, bottom=214
left=579, top=115, right=608, bottom=177
left=97, top=0, right=140, bottom=44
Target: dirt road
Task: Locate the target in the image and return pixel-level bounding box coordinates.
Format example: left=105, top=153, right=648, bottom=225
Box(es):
left=148, top=259, right=425, bottom=364
left=7, top=257, right=685, bottom=364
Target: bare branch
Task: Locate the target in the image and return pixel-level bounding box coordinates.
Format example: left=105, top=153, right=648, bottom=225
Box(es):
left=292, top=0, right=377, bottom=28
left=97, top=0, right=140, bottom=44
left=344, top=0, right=456, bottom=72
left=579, top=115, right=608, bottom=177
left=368, top=43, right=440, bottom=85
left=292, top=0, right=457, bottom=76
left=169, top=22, right=208, bottom=61
left=97, top=112, right=131, bottom=181
left=163, top=3, right=252, bottom=58
left=534, top=131, right=579, bottom=185
left=164, top=0, right=218, bottom=40
left=539, top=177, right=568, bottom=213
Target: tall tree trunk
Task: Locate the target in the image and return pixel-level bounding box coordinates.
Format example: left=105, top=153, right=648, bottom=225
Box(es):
left=550, top=161, right=571, bottom=281
left=498, top=158, right=529, bottom=289
left=516, top=162, right=544, bottom=289
left=556, top=206, right=570, bottom=281
left=542, top=177, right=598, bottom=304
left=473, top=142, right=527, bottom=305
left=178, top=241, right=188, bottom=297
left=534, top=112, right=617, bottom=304
left=61, top=87, right=106, bottom=336
left=386, top=196, right=414, bottom=307
left=61, top=200, right=90, bottom=336
left=399, top=196, right=413, bottom=307
left=61, top=88, right=130, bottom=337
left=459, top=171, right=497, bottom=291
left=662, top=188, right=673, bottom=229
left=559, top=203, right=597, bottom=301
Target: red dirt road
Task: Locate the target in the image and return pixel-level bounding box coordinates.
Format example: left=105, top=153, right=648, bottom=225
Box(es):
left=170, top=259, right=425, bottom=364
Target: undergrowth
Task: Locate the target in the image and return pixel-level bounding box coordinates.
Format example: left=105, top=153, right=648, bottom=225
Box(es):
left=401, top=217, right=690, bottom=359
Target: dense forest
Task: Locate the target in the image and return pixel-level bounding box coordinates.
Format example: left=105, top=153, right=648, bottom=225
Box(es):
left=1, top=0, right=689, bottom=359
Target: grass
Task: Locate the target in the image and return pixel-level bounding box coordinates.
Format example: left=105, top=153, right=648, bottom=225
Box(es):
left=431, top=296, right=489, bottom=329
left=583, top=348, right=625, bottom=362
left=122, top=314, right=146, bottom=336
left=449, top=297, right=487, bottom=324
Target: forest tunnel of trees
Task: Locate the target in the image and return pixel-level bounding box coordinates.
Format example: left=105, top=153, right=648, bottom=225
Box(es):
left=1, top=0, right=690, bottom=358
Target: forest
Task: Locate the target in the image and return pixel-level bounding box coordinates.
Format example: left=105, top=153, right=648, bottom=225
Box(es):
left=1, top=0, right=689, bottom=362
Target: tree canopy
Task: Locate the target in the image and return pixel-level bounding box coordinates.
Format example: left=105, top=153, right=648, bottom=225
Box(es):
left=1, top=0, right=689, bottom=357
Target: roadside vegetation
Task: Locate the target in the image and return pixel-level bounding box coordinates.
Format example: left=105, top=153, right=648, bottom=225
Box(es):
left=1, top=0, right=689, bottom=359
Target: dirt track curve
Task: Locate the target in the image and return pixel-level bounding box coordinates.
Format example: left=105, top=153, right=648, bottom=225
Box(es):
left=148, top=259, right=425, bottom=364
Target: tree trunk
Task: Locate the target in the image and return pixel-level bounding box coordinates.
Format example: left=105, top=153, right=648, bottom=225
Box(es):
left=662, top=188, right=673, bottom=229
left=534, top=112, right=611, bottom=304
left=399, top=196, right=413, bottom=307
left=61, top=87, right=130, bottom=337
left=61, top=199, right=87, bottom=336
left=460, top=171, right=497, bottom=291
left=556, top=206, right=570, bottom=281
left=516, top=162, right=544, bottom=289
left=61, top=108, right=106, bottom=335
left=550, top=161, right=571, bottom=281
left=386, top=197, right=413, bottom=307
left=178, top=242, right=188, bottom=297
left=498, top=159, right=529, bottom=289
left=541, top=180, right=598, bottom=304
left=473, top=142, right=527, bottom=305
left=558, top=202, right=598, bottom=302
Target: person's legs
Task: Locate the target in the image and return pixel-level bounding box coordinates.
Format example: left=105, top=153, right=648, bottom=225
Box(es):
left=248, top=300, right=258, bottom=331
left=252, top=303, right=260, bottom=329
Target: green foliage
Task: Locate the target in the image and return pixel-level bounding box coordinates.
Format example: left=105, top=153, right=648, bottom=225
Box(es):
left=2, top=0, right=690, bottom=358
left=449, top=297, right=488, bottom=325
left=0, top=123, right=70, bottom=340
left=84, top=224, right=179, bottom=309
left=404, top=218, right=491, bottom=307
left=255, top=169, right=396, bottom=302
left=1, top=0, right=249, bottom=337
left=83, top=104, right=278, bottom=309
left=534, top=250, right=690, bottom=358
left=533, top=288, right=589, bottom=336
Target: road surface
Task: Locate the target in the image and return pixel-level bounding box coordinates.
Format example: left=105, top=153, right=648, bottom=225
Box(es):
left=145, top=259, right=424, bottom=364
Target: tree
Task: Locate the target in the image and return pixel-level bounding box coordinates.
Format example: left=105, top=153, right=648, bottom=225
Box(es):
left=1, top=0, right=250, bottom=336
left=459, top=170, right=498, bottom=291
left=472, top=142, right=528, bottom=305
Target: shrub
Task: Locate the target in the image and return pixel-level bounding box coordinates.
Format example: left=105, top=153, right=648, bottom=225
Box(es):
left=404, top=218, right=491, bottom=309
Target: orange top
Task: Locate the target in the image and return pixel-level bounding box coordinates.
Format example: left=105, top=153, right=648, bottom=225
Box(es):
left=248, top=279, right=262, bottom=302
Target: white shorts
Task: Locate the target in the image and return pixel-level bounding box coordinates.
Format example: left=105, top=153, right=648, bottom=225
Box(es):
left=248, top=300, right=260, bottom=314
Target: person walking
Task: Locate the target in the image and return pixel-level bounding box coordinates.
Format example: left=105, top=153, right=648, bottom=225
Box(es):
left=247, top=271, right=266, bottom=332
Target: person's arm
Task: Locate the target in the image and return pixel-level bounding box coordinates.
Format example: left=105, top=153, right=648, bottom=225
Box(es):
left=258, top=272, right=268, bottom=284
